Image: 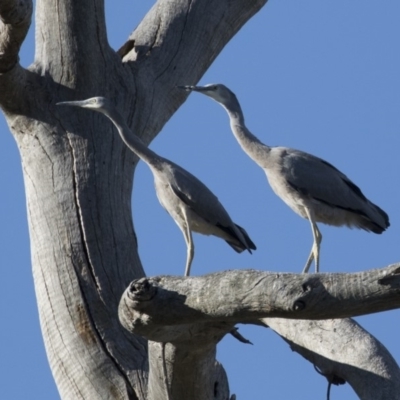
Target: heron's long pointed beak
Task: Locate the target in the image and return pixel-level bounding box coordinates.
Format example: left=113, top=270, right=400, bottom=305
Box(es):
left=177, top=85, right=206, bottom=92
left=56, top=100, right=87, bottom=107
left=177, top=85, right=194, bottom=92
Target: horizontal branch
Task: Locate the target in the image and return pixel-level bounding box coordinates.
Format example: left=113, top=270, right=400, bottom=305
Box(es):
left=118, top=264, right=400, bottom=340
left=118, top=264, right=400, bottom=399
left=0, top=0, right=32, bottom=73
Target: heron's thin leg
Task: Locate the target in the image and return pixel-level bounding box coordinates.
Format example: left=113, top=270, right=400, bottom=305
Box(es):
left=302, top=208, right=322, bottom=273
left=181, top=209, right=194, bottom=277
left=314, top=226, right=322, bottom=271
left=303, top=250, right=314, bottom=273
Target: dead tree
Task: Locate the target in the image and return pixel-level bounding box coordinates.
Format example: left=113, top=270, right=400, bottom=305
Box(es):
left=1, top=0, right=399, bottom=399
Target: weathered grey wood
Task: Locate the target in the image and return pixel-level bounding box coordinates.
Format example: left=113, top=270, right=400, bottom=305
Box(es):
left=0, top=0, right=32, bottom=73
left=119, top=268, right=400, bottom=399
left=118, top=266, right=400, bottom=334
left=0, top=0, right=267, bottom=399
left=265, top=318, right=400, bottom=400
left=1, top=0, right=399, bottom=399
left=147, top=338, right=231, bottom=400
left=118, top=0, right=268, bottom=145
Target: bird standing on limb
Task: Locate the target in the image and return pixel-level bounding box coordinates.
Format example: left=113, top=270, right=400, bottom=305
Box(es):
left=57, top=97, right=256, bottom=276
left=178, top=83, right=389, bottom=273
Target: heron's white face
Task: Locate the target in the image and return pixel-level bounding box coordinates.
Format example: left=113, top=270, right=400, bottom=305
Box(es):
left=193, top=84, right=234, bottom=106
left=79, top=97, right=108, bottom=109
left=56, top=96, right=109, bottom=110
left=178, top=83, right=240, bottom=110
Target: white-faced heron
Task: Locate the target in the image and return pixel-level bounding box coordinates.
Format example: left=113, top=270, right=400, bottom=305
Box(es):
left=57, top=96, right=256, bottom=276
left=178, top=83, right=389, bottom=273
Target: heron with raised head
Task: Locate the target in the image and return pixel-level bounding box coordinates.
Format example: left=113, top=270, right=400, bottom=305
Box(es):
left=57, top=96, right=256, bottom=276
left=178, top=83, right=389, bottom=273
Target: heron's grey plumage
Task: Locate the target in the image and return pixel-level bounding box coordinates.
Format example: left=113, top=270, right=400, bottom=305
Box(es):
left=179, top=83, right=390, bottom=273
left=57, top=97, right=256, bottom=276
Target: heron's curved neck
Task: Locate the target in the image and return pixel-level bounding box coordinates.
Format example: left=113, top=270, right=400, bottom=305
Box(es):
left=103, top=108, right=162, bottom=168
left=225, top=107, right=271, bottom=168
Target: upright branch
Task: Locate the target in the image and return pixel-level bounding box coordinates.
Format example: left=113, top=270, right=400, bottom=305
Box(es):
left=118, top=0, right=269, bottom=144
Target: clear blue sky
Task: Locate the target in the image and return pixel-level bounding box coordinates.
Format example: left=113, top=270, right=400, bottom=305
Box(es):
left=1, top=1, right=399, bottom=398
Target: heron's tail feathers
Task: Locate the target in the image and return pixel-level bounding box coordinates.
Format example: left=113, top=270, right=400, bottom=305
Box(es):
left=361, top=202, right=390, bottom=234
left=225, top=224, right=257, bottom=254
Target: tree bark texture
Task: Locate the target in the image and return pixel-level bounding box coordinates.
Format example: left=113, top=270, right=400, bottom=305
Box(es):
left=118, top=266, right=400, bottom=330
left=1, top=1, right=399, bottom=399
left=118, top=267, right=400, bottom=398
left=0, top=0, right=267, bottom=399
left=265, top=318, right=400, bottom=400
